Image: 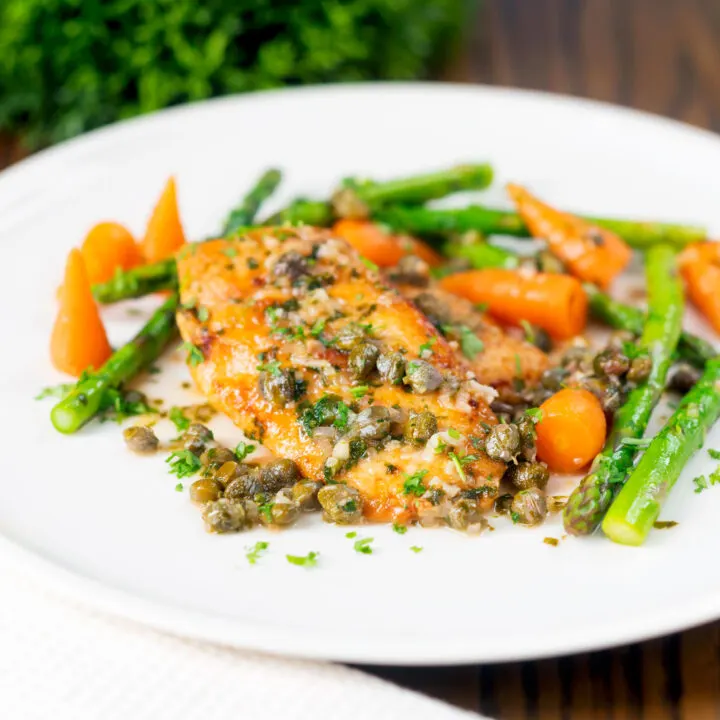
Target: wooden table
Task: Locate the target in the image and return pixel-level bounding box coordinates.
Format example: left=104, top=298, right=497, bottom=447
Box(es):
left=367, top=2, right=720, bottom=717
left=2, top=1, right=719, bottom=717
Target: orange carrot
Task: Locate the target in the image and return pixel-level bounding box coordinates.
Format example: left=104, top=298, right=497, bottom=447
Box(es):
left=439, top=268, right=588, bottom=340
left=51, top=249, right=112, bottom=377
left=535, top=389, right=607, bottom=473
left=679, top=241, right=720, bottom=333
left=507, top=184, right=632, bottom=289
left=332, top=219, right=441, bottom=267
left=81, top=222, right=143, bottom=284
left=141, top=177, right=186, bottom=263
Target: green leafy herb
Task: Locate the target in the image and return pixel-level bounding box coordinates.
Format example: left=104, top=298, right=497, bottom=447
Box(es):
left=247, top=257, right=259, bottom=269
left=246, top=541, right=269, bottom=565
left=525, top=408, right=543, bottom=423
left=474, top=302, right=489, bottom=313
left=286, top=551, right=319, bottom=568
left=166, top=450, right=202, bottom=479
left=419, top=337, right=436, bottom=356
left=514, top=353, right=523, bottom=377
left=35, top=382, right=74, bottom=400
left=99, top=388, right=158, bottom=423
left=392, top=523, right=407, bottom=535
left=350, top=385, right=370, bottom=399
left=256, top=360, right=281, bottom=376
left=197, top=306, right=210, bottom=323
left=310, top=319, right=327, bottom=337
left=168, top=406, right=190, bottom=433
left=353, top=537, right=374, bottom=554
left=694, top=475, right=708, bottom=493
left=447, top=428, right=460, bottom=440
left=234, top=441, right=256, bottom=462
left=708, top=449, right=720, bottom=460
left=448, top=451, right=466, bottom=482
left=175, top=483, right=184, bottom=492
left=510, top=511, right=521, bottom=524
left=402, top=469, right=429, bottom=496
left=181, top=342, right=204, bottom=367
left=222, top=247, right=238, bottom=258
left=360, top=257, right=379, bottom=272
left=258, top=502, right=274, bottom=523
left=345, top=531, right=357, bottom=539
left=409, top=546, right=423, bottom=553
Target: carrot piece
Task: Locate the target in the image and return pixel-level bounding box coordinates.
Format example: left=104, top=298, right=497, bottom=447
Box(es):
left=332, top=219, right=441, bottom=267
left=438, top=268, right=588, bottom=340
left=51, top=249, right=112, bottom=377
left=81, top=222, right=143, bottom=284
left=678, top=241, right=720, bottom=333
left=507, top=184, right=632, bottom=289
left=141, top=177, right=186, bottom=263
left=535, top=389, right=607, bottom=473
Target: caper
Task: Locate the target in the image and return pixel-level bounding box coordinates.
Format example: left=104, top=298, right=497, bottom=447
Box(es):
left=259, top=490, right=300, bottom=527
left=505, top=461, right=549, bottom=491
left=404, top=411, right=438, bottom=444
left=413, top=292, right=452, bottom=328
left=494, top=493, right=514, bottom=514
left=515, top=416, right=537, bottom=462
left=446, top=499, right=487, bottom=534
left=668, top=362, right=701, bottom=395
left=511, top=488, right=548, bottom=526
left=201, top=499, right=246, bottom=533
left=123, top=425, right=159, bottom=453
left=334, top=324, right=367, bottom=351
left=200, top=446, right=236, bottom=467
left=404, top=360, right=442, bottom=394
left=182, top=423, right=214, bottom=455
left=561, top=345, right=593, bottom=372
left=485, top=423, right=521, bottom=462
left=601, top=384, right=622, bottom=414
left=377, top=351, right=406, bottom=385
left=535, top=249, right=566, bottom=274
left=213, top=461, right=257, bottom=488
left=348, top=342, right=379, bottom=380
left=259, top=368, right=296, bottom=407
left=291, top=480, right=322, bottom=511
left=593, top=348, right=630, bottom=378
left=389, top=255, right=430, bottom=287
left=627, top=355, right=653, bottom=384
left=259, top=458, right=301, bottom=494
left=224, top=470, right=262, bottom=500
left=272, top=250, right=308, bottom=281
left=351, top=406, right=391, bottom=442
left=189, top=478, right=224, bottom=505
left=540, top=367, right=568, bottom=391
left=527, top=325, right=552, bottom=353
left=242, top=499, right=260, bottom=526
left=317, top=484, right=363, bottom=524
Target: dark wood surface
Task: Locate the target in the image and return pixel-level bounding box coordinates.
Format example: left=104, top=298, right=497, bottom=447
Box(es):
left=3, top=1, right=720, bottom=717
left=369, top=1, right=720, bottom=717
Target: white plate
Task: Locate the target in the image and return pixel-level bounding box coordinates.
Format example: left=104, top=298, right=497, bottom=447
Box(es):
left=1, top=83, right=720, bottom=666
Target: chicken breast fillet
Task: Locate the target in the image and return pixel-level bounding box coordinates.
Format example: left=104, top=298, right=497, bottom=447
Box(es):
left=175, top=227, right=506, bottom=524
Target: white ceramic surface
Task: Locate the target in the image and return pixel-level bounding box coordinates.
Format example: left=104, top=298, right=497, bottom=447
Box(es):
left=1, top=83, right=719, bottom=666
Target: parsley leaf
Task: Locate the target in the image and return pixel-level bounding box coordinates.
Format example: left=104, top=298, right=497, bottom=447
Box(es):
left=409, top=545, right=423, bottom=553
left=181, top=342, right=204, bottom=367
left=449, top=451, right=466, bottom=482
left=256, top=360, right=281, bottom=376
left=175, top=483, right=184, bottom=492
left=345, top=531, right=358, bottom=539
left=310, top=319, right=326, bottom=337
left=694, top=475, right=708, bottom=493
left=525, top=408, right=543, bottom=423
left=350, top=385, right=370, bottom=399
left=360, top=257, right=379, bottom=272
left=708, top=449, right=720, bottom=460
left=246, top=541, right=269, bottom=565
left=168, top=406, right=190, bottom=432
left=197, top=306, right=210, bottom=323
left=392, top=523, right=407, bottom=535
left=234, top=441, right=256, bottom=462
left=34, top=382, right=74, bottom=401
left=166, top=449, right=202, bottom=478
left=286, top=551, right=319, bottom=568
left=353, top=537, right=374, bottom=554
left=402, top=469, right=428, bottom=496
left=222, top=247, right=238, bottom=258
left=419, top=337, right=436, bottom=356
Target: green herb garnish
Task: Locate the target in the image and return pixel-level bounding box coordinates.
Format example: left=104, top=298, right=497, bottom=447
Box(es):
left=360, top=257, right=379, bottom=272
left=246, top=541, right=269, bottom=565
left=35, top=382, right=74, bottom=400
left=181, top=342, right=204, bottom=367
left=353, top=537, right=374, bottom=554
left=345, top=531, right=357, bottom=539
left=409, top=545, right=423, bottom=553
left=402, top=469, right=428, bottom=496
left=286, top=551, right=319, bottom=568
left=166, top=450, right=202, bottom=478
left=168, top=406, right=190, bottom=432
left=392, top=523, right=407, bottom=535
left=350, top=385, right=370, bottom=399
left=234, top=441, right=256, bottom=462
left=525, top=408, right=543, bottom=423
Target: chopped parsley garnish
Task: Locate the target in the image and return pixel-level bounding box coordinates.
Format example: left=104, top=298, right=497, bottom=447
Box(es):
left=510, top=511, right=521, bottom=524
left=525, top=408, right=543, bottom=423
left=449, top=452, right=466, bottom=481
left=310, top=319, right=327, bottom=337
left=360, top=257, right=379, bottom=272
left=99, top=388, right=158, bottom=423
left=402, top=469, right=428, bottom=496
left=519, top=319, right=535, bottom=343
left=345, top=531, right=358, bottom=539
left=286, top=551, right=319, bottom=568
left=419, top=337, right=436, bottom=356
left=246, top=541, right=269, bottom=565
left=175, top=483, right=184, bottom=492
left=222, top=247, right=238, bottom=258
left=350, top=385, right=370, bottom=399
left=168, top=406, right=190, bottom=432
left=392, top=523, right=407, bottom=535
left=166, top=450, right=202, bottom=478
left=708, top=449, right=720, bottom=460
left=353, top=537, right=374, bottom=554
left=409, top=546, right=423, bottom=553
left=258, top=502, right=274, bottom=523
left=197, top=306, right=210, bottom=323
left=34, top=382, right=74, bottom=401
left=247, top=257, right=259, bottom=269
left=474, top=302, right=489, bottom=313
left=514, top=353, right=523, bottom=377
left=256, top=360, right=281, bottom=376
left=447, top=428, right=460, bottom=440
left=234, top=441, right=256, bottom=462
left=457, top=326, right=484, bottom=360
left=181, top=342, right=204, bottom=367
left=694, top=475, right=709, bottom=493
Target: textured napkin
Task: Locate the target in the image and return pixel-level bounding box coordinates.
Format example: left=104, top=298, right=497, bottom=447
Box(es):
left=0, top=557, right=486, bottom=720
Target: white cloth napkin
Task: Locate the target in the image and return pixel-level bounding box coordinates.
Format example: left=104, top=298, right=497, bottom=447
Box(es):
left=0, top=557, right=486, bottom=720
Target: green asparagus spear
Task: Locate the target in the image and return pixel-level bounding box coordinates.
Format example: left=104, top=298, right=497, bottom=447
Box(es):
left=563, top=245, right=684, bottom=536
left=263, top=199, right=334, bottom=227
left=93, top=259, right=177, bottom=303
left=584, top=283, right=716, bottom=369
left=375, top=205, right=706, bottom=250
left=222, top=168, right=282, bottom=235
left=602, top=356, right=720, bottom=545
left=443, top=239, right=519, bottom=269
left=51, top=294, right=179, bottom=433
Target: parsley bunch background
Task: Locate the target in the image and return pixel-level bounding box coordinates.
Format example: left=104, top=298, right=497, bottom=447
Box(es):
left=0, top=0, right=466, bottom=149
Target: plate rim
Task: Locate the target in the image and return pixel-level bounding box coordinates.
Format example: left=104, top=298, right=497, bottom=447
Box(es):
left=3, top=81, right=720, bottom=665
